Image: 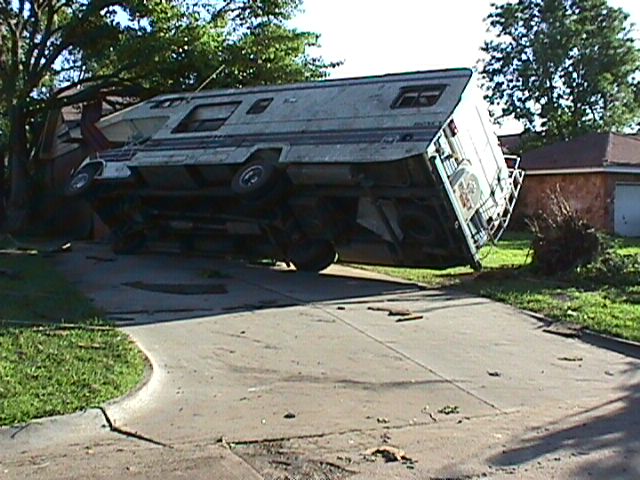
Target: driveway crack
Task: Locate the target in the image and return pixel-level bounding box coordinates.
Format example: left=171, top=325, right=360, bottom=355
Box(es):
left=231, top=275, right=504, bottom=414
left=98, top=407, right=173, bottom=448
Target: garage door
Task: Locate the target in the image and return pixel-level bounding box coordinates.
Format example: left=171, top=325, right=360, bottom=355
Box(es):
left=614, top=183, right=640, bottom=237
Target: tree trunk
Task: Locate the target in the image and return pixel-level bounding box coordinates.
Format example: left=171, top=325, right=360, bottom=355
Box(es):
left=6, top=106, right=32, bottom=233
left=0, top=147, right=6, bottom=232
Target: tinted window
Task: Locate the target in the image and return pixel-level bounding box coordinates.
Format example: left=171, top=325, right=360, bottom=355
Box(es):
left=392, top=85, right=446, bottom=109
left=173, top=102, right=241, bottom=133
left=247, top=98, right=273, bottom=114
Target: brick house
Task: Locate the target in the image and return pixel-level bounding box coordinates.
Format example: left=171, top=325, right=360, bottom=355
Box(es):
left=512, top=132, right=640, bottom=236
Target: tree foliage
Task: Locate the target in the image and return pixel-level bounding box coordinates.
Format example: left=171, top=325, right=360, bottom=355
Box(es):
left=0, top=0, right=335, bottom=230
left=481, top=0, right=640, bottom=145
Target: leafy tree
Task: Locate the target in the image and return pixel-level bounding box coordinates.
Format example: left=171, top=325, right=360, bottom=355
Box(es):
left=481, top=0, right=640, bottom=146
left=0, top=0, right=334, bottom=231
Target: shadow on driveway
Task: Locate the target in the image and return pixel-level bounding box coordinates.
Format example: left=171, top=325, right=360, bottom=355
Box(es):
left=490, top=367, right=640, bottom=479
left=55, top=244, right=478, bottom=327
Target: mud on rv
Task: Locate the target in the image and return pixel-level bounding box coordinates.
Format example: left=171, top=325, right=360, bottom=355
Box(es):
left=66, top=68, right=523, bottom=272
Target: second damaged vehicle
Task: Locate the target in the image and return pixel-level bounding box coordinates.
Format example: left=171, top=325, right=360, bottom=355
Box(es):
left=66, top=68, right=523, bottom=272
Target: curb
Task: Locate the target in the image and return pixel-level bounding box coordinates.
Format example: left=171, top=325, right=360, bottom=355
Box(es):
left=524, top=309, right=640, bottom=360
left=103, top=334, right=164, bottom=426
left=0, top=409, right=109, bottom=452
left=0, top=336, right=161, bottom=453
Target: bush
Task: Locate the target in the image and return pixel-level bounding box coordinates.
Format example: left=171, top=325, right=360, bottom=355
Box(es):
left=527, top=191, right=602, bottom=275
left=576, top=249, right=640, bottom=287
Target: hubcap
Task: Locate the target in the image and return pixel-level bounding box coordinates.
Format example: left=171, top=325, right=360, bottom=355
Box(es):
left=240, top=165, right=264, bottom=187
left=70, top=172, right=90, bottom=190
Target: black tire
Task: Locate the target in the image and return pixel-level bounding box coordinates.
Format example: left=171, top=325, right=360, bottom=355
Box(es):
left=65, top=163, right=101, bottom=197
left=398, top=206, right=442, bottom=244
left=289, top=239, right=336, bottom=273
left=112, top=229, right=147, bottom=255
left=231, top=159, right=281, bottom=200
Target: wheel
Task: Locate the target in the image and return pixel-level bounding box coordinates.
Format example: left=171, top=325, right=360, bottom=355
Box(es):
left=65, top=163, right=101, bottom=196
left=231, top=159, right=282, bottom=200
left=398, top=205, right=442, bottom=244
left=289, top=239, right=336, bottom=273
left=112, top=229, right=147, bottom=254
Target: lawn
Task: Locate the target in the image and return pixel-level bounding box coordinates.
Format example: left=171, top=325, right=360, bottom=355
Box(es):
left=363, top=233, right=640, bottom=343
left=0, top=249, right=145, bottom=426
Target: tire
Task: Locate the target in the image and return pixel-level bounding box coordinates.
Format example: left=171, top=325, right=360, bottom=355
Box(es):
left=398, top=206, right=442, bottom=244
left=112, top=229, right=147, bottom=255
left=289, top=239, right=336, bottom=273
left=231, top=159, right=281, bottom=200
left=65, top=163, right=101, bottom=197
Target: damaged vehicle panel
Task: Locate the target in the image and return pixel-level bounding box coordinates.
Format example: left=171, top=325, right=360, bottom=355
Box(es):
left=65, top=68, right=523, bottom=272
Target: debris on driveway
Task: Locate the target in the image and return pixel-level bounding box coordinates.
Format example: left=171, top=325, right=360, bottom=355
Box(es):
left=233, top=441, right=356, bottom=480
left=437, top=405, right=460, bottom=415
left=421, top=405, right=438, bottom=422
left=363, top=446, right=414, bottom=464
left=368, top=305, right=424, bottom=322
left=367, top=306, right=412, bottom=316
left=557, top=356, right=583, bottom=362
left=395, top=314, right=424, bottom=323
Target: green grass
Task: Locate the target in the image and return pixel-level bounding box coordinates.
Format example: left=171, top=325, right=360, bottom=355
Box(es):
left=363, top=234, right=640, bottom=342
left=0, top=252, right=145, bottom=426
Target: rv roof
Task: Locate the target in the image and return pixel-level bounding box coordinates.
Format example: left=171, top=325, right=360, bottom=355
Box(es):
left=153, top=67, right=474, bottom=101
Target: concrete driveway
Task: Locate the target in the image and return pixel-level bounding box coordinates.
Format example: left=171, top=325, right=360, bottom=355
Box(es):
left=1, top=243, right=639, bottom=479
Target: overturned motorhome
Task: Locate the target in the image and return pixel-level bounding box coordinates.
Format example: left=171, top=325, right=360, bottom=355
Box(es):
left=65, top=68, right=523, bottom=272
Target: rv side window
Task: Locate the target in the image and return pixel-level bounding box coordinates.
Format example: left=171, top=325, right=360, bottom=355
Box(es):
left=173, top=102, right=241, bottom=133
left=392, top=85, right=446, bottom=109
left=247, top=98, right=273, bottom=114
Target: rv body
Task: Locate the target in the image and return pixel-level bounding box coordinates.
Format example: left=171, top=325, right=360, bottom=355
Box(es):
left=66, top=68, right=523, bottom=271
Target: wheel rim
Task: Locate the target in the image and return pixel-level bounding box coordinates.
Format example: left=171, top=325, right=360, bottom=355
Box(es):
left=70, top=172, right=90, bottom=191
left=239, top=165, right=264, bottom=187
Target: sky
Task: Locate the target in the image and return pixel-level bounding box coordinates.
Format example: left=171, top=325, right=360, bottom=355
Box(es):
left=291, top=0, right=640, bottom=133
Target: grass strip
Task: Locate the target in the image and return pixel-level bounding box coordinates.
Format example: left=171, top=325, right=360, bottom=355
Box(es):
left=0, top=252, right=145, bottom=426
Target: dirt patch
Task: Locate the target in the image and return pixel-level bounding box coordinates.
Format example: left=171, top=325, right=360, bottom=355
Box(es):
left=233, top=441, right=356, bottom=480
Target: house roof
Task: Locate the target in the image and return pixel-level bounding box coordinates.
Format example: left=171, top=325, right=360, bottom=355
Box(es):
left=498, top=133, right=524, bottom=154
left=521, top=132, right=640, bottom=170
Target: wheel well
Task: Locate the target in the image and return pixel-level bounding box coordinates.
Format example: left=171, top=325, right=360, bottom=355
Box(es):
left=244, top=147, right=283, bottom=166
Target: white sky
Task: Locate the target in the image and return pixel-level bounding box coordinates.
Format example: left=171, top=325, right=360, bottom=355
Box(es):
left=292, top=0, right=640, bottom=133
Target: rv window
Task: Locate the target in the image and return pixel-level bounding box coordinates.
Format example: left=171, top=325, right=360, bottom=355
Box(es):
left=247, top=98, right=273, bottom=114
left=173, top=101, right=241, bottom=133
left=392, top=85, right=446, bottom=109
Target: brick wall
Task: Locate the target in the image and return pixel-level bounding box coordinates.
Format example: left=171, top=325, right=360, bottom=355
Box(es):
left=513, top=173, right=610, bottom=231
